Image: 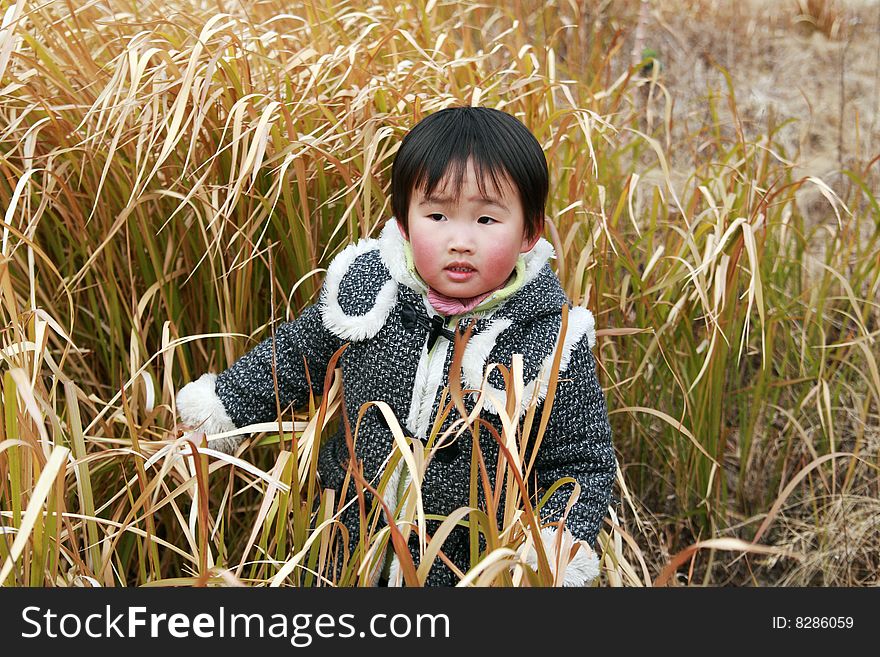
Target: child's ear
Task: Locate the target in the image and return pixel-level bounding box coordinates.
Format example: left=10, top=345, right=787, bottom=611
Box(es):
left=520, top=232, right=540, bottom=253
left=396, top=218, right=409, bottom=240
left=520, top=217, right=544, bottom=253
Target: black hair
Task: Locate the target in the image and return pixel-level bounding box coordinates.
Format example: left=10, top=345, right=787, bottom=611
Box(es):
left=391, top=106, right=548, bottom=243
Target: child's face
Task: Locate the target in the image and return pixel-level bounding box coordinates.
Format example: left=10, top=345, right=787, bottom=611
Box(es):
left=399, top=159, right=540, bottom=299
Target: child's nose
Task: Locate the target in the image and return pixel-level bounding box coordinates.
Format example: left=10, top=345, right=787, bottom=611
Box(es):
left=449, top=237, right=474, bottom=254
left=448, top=225, right=476, bottom=253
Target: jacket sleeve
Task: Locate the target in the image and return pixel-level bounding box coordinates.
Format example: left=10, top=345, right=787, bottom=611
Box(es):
left=529, top=339, right=616, bottom=547
left=177, top=295, right=342, bottom=452
left=215, top=301, right=342, bottom=426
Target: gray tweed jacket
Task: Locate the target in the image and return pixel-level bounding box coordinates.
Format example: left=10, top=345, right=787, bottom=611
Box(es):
left=177, top=220, right=616, bottom=586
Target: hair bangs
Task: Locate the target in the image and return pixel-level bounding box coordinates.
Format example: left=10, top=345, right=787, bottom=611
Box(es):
left=413, top=143, right=509, bottom=206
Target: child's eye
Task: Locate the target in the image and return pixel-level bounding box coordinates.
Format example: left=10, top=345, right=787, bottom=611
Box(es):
left=428, top=213, right=446, bottom=221
left=477, top=216, right=496, bottom=225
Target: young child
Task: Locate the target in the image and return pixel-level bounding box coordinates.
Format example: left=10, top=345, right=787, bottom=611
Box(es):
left=176, top=106, right=616, bottom=587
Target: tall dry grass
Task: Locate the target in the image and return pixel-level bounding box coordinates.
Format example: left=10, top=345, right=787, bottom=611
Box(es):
left=0, top=0, right=877, bottom=586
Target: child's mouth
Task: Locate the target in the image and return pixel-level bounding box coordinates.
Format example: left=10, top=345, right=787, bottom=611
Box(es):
left=444, top=265, right=476, bottom=282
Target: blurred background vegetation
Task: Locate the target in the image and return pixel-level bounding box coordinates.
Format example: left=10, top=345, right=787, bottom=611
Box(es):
left=0, top=0, right=877, bottom=586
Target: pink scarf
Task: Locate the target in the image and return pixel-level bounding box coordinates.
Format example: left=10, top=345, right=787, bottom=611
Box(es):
left=426, top=288, right=494, bottom=315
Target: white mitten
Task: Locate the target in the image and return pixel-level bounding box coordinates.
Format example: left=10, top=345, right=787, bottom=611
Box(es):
left=176, top=373, right=241, bottom=454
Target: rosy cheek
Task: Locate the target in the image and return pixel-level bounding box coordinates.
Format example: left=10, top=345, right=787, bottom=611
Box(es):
left=409, top=237, right=437, bottom=272
left=480, top=241, right=518, bottom=273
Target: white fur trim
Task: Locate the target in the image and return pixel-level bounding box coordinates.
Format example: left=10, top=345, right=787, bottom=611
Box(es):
left=522, top=237, right=556, bottom=282
left=460, top=318, right=512, bottom=415
left=519, top=526, right=600, bottom=587
left=176, top=373, right=242, bottom=454
left=378, top=457, right=414, bottom=587
left=562, top=540, right=600, bottom=586
left=388, top=551, right=403, bottom=587
left=405, top=337, right=451, bottom=440
left=320, top=238, right=398, bottom=341
left=377, top=218, right=556, bottom=292
left=386, top=464, right=413, bottom=588
left=383, top=458, right=403, bottom=517
left=177, top=373, right=235, bottom=433
left=378, top=219, right=426, bottom=293
left=462, top=306, right=596, bottom=417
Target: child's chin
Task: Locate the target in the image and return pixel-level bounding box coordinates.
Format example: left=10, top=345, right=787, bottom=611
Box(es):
left=434, top=283, right=482, bottom=298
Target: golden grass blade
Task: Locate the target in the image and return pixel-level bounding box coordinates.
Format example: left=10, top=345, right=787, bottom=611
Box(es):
left=738, top=219, right=766, bottom=368
left=457, top=546, right=517, bottom=587
left=269, top=514, right=342, bottom=587
left=752, top=452, right=870, bottom=545
left=63, top=381, right=100, bottom=573
left=54, top=512, right=198, bottom=565
left=0, top=0, right=26, bottom=89
left=416, top=507, right=474, bottom=582
left=370, top=400, right=427, bottom=554
left=655, top=538, right=801, bottom=587
left=7, top=367, right=51, bottom=458
left=603, top=514, right=650, bottom=586
left=235, top=450, right=291, bottom=578
left=0, top=445, right=69, bottom=584
left=610, top=406, right=721, bottom=468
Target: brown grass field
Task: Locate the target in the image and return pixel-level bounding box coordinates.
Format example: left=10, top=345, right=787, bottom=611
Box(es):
left=0, top=0, right=877, bottom=587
